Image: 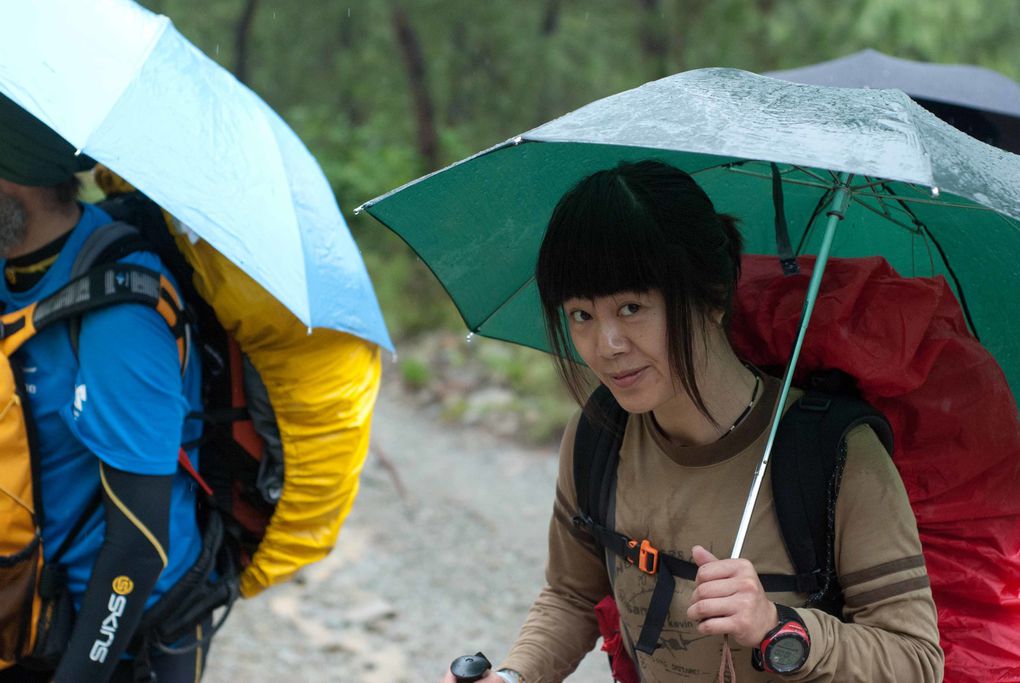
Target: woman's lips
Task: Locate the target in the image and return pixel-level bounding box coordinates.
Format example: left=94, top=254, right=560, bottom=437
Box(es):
left=609, top=367, right=646, bottom=389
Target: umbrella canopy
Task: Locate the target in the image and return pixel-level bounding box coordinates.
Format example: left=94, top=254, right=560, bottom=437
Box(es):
left=767, top=49, right=1020, bottom=154
left=363, top=67, right=1020, bottom=396
left=0, top=0, right=392, bottom=351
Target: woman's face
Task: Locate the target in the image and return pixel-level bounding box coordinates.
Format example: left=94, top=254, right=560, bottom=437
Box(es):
left=564, top=288, right=685, bottom=415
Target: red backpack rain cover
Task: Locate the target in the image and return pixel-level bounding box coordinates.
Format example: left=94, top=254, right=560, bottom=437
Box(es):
left=729, top=255, right=1020, bottom=683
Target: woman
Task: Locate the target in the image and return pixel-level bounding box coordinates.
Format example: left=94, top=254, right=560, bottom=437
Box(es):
left=442, top=160, right=943, bottom=682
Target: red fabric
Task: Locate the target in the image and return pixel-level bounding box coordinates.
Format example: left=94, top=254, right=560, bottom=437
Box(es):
left=595, top=595, right=640, bottom=683
left=729, top=255, right=1020, bottom=683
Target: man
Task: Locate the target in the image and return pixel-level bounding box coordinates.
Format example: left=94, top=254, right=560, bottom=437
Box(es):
left=0, top=94, right=207, bottom=682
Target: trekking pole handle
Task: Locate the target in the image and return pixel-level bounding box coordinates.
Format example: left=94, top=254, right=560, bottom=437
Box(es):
left=450, top=652, right=492, bottom=682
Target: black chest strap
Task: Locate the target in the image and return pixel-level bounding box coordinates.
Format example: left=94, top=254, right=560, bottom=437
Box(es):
left=571, top=512, right=825, bottom=654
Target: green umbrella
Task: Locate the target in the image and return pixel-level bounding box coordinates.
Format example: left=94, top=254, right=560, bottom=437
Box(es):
left=362, top=68, right=1020, bottom=396
left=362, top=67, right=1020, bottom=560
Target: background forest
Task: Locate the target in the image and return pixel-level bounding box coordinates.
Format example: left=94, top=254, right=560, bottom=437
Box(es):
left=137, top=0, right=1020, bottom=439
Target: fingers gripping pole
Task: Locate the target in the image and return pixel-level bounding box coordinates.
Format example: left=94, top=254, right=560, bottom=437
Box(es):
left=729, top=173, right=853, bottom=560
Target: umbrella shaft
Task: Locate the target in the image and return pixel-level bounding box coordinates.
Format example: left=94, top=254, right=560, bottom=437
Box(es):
left=730, top=173, right=853, bottom=560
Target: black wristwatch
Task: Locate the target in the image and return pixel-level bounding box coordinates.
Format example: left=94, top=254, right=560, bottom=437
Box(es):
left=751, top=603, right=811, bottom=674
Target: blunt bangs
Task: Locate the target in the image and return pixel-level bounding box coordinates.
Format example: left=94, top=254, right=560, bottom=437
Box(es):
left=537, top=171, right=671, bottom=310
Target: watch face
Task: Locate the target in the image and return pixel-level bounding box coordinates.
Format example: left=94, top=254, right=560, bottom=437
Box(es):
left=767, top=635, right=808, bottom=673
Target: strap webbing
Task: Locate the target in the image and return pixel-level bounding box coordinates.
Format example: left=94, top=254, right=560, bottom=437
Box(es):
left=772, top=163, right=800, bottom=276
left=573, top=514, right=822, bottom=653
left=771, top=389, right=893, bottom=612
left=574, top=385, right=626, bottom=528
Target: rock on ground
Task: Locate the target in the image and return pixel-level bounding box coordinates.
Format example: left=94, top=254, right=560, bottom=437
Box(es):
left=203, top=365, right=607, bottom=682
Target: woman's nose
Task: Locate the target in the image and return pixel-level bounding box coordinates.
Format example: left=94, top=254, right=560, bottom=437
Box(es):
left=597, top=323, right=628, bottom=357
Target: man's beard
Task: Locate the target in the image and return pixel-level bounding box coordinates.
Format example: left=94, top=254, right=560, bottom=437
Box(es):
left=0, top=192, right=28, bottom=257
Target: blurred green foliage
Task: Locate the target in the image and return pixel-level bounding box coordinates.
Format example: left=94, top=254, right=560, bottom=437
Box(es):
left=139, top=0, right=1020, bottom=346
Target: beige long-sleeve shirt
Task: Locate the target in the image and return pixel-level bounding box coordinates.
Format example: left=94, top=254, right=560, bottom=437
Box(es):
left=503, top=376, right=943, bottom=682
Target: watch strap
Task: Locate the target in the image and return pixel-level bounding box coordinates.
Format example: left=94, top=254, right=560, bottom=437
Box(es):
left=752, top=603, right=810, bottom=673
left=775, top=603, right=806, bottom=629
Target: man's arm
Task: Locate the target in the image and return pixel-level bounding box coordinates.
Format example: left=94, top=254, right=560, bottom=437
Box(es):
left=54, top=464, right=172, bottom=683
left=57, top=251, right=195, bottom=681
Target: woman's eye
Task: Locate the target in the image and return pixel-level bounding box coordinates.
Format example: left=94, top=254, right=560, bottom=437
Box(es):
left=620, top=303, right=641, bottom=316
left=569, top=310, right=591, bottom=322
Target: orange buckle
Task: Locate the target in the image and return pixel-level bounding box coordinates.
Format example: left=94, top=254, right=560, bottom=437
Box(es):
left=627, top=539, right=659, bottom=575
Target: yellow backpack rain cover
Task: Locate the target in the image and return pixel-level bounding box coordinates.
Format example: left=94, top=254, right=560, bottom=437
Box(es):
left=95, top=169, right=381, bottom=598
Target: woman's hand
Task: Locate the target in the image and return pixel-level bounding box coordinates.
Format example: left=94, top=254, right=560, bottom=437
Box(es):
left=686, top=545, right=779, bottom=647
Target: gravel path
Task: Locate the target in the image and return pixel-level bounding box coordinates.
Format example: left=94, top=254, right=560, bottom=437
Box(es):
left=203, top=366, right=608, bottom=682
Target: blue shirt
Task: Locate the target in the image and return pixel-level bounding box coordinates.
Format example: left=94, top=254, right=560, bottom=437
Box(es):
left=0, top=203, right=203, bottom=609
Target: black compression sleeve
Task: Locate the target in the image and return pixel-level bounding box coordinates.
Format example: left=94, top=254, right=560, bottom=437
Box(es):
left=54, top=463, right=173, bottom=683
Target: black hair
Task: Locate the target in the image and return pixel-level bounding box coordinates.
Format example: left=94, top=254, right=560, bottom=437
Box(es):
left=535, top=160, right=743, bottom=419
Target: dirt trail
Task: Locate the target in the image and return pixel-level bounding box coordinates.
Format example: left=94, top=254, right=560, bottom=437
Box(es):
left=203, top=367, right=607, bottom=682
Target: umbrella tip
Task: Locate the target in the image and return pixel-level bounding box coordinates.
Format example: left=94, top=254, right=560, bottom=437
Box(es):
left=74, top=148, right=83, bottom=157
left=466, top=332, right=475, bottom=343
left=931, top=187, right=940, bottom=198
left=511, top=136, right=523, bottom=146
left=353, top=204, right=365, bottom=215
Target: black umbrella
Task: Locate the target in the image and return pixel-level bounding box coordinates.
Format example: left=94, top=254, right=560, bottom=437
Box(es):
left=768, top=49, right=1020, bottom=154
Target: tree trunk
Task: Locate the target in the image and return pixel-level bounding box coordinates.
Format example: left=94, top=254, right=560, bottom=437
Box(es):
left=636, top=0, right=669, bottom=79
left=391, top=4, right=440, bottom=172
left=534, top=0, right=563, bottom=122
left=234, top=0, right=260, bottom=85
left=541, top=0, right=562, bottom=36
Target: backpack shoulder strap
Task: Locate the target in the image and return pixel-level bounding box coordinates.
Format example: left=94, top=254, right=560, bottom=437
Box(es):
left=573, top=384, right=628, bottom=528
left=69, top=221, right=149, bottom=279
left=66, top=220, right=156, bottom=355
left=771, top=391, right=893, bottom=613
left=62, top=220, right=191, bottom=372
left=0, top=235, right=187, bottom=363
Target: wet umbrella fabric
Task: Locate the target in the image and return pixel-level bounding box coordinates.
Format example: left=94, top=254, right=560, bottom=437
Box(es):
left=0, top=0, right=391, bottom=350
left=363, top=67, right=1020, bottom=682
left=766, top=49, right=1020, bottom=154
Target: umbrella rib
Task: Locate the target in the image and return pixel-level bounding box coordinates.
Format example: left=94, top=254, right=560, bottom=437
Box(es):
left=471, top=274, right=538, bottom=334
left=850, top=185, right=923, bottom=235
left=849, top=178, right=900, bottom=192
left=856, top=193, right=1000, bottom=211
left=847, top=195, right=924, bottom=236
left=789, top=165, right=833, bottom=185
left=879, top=183, right=982, bottom=341
left=729, top=160, right=834, bottom=187
left=795, top=189, right=835, bottom=257
left=724, top=167, right=833, bottom=190
left=690, top=160, right=753, bottom=177
left=730, top=166, right=943, bottom=199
